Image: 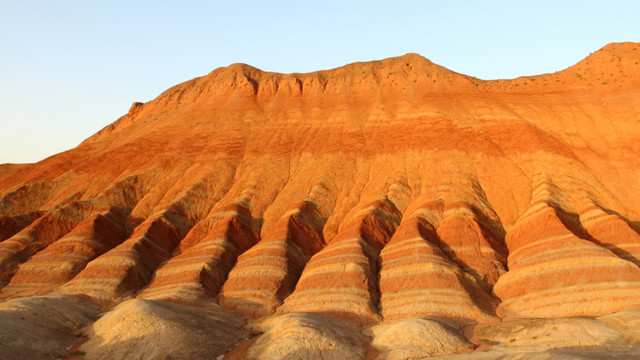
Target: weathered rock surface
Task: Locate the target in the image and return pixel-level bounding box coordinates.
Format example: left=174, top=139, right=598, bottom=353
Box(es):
left=276, top=198, right=401, bottom=325
left=1, top=42, right=640, bottom=358
left=445, top=310, right=640, bottom=359
left=493, top=176, right=640, bottom=318
left=240, top=312, right=367, bottom=360
left=0, top=295, right=98, bottom=360
left=365, top=317, right=473, bottom=359
left=79, top=299, right=247, bottom=360
left=379, top=216, right=498, bottom=325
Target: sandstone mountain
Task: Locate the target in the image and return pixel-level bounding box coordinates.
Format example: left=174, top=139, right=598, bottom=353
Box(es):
left=1, top=42, right=640, bottom=359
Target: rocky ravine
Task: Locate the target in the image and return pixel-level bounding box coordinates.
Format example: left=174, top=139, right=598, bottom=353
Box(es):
left=1, top=42, right=640, bottom=359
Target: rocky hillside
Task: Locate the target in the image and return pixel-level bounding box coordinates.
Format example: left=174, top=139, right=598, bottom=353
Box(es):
left=1, top=42, right=640, bottom=359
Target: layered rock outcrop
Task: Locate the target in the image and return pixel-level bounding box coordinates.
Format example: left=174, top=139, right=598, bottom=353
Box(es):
left=1, top=42, right=640, bottom=359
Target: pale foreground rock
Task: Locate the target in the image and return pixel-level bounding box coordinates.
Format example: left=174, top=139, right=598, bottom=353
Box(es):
left=80, top=298, right=248, bottom=360
left=434, top=310, right=640, bottom=359
left=364, top=317, right=473, bottom=359
left=242, top=312, right=367, bottom=360
left=0, top=295, right=98, bottom=360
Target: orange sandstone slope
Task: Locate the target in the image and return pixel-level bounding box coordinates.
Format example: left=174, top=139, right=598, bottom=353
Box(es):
left=1, top=42, right=640, bottom=358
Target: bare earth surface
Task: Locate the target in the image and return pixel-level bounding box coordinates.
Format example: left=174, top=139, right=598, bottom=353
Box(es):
left=1, top=42, right=640, bottom=359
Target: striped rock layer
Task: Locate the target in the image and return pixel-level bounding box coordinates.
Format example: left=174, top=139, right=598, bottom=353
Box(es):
left=1, top=41, right=640, bottom=351
left=493, top=177, right=640, bottom=318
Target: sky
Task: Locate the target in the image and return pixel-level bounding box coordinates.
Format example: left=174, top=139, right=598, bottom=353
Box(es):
left=1, top=0, right=639, bottom=164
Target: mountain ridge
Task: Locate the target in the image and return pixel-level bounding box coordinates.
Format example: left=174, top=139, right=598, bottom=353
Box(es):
left=1, top=42, right=640, bottom=359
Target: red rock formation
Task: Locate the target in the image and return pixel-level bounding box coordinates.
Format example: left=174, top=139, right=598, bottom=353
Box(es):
left=218, top=194, right=327, bottom=316
left=276, top=199, right=401, bottom=325
left=1, top=207, right=127, bottom=298
left=0, top=200, right=94, bottom=286
left=1, top=42, right=640, bottom=357
left=379, top=215, right=498, bottom=325
left=137, top=200, right=257, bottom=304
left=493, top=176, right=640, bottom=318
left=0, top=212, right=41, bottom=242
left=579, top=201, right=640, bottom=267
left=56, top=179, right=214, bottom=304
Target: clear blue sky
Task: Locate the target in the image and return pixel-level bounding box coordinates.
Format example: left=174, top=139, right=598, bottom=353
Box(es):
left=1, top=1, right=638, bottom=164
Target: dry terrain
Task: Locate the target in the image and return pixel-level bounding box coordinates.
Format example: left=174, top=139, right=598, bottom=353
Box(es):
left=1, top=42, right=640, bottom=359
